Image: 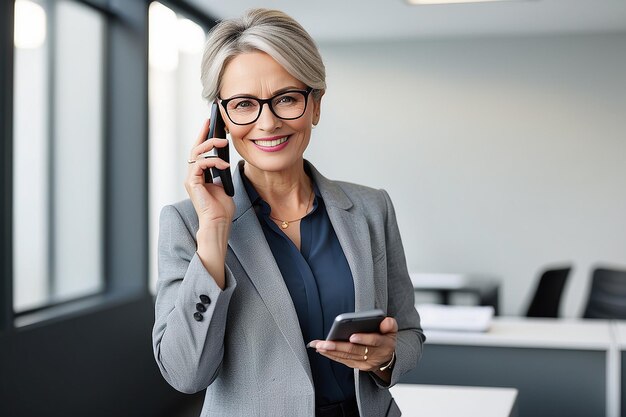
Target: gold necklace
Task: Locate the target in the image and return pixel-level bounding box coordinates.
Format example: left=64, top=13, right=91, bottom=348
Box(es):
left=269, top=187, right=314, bottom=229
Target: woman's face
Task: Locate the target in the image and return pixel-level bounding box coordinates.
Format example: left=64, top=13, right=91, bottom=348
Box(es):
left=218, top=51, right=321, bottom=174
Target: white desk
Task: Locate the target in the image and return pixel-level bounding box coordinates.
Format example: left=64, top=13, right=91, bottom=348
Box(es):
left=404, top=317, right=615, bottom=417
left=390, top=384, right=518, bottom=417
left=614, top=322, right=626, bottom=348
left=425, top=317, right=613, bottom=350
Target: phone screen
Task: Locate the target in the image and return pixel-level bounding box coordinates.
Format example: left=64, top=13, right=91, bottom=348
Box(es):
left=326, top=310, right=385, bottom=341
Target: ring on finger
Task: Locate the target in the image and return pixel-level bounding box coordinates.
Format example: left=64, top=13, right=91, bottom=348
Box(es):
left=363, top=346, right=368, bottom=361
left=187, top=152, right=217, bottom=164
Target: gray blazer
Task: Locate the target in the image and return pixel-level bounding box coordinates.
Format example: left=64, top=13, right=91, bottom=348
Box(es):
left=153, top=161, right=424, bottom=417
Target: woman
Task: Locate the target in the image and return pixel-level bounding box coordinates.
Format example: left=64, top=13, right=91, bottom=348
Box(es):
left=152, top=8, right=424, bottom=417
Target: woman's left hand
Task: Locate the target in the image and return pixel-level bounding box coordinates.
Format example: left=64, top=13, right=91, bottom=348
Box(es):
left=308, top=317, right=397, bottom=373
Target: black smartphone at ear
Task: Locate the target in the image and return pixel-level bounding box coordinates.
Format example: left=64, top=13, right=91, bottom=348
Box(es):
left=205, top=101, right=235, bottom=197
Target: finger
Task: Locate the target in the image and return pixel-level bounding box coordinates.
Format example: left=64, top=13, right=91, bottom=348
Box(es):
left=379, top=317, right=398, bottom=334
left=194, top=137, right=229, bottom=155
left=190, top=138, right=229, bottom=160
left=317, top=348, right=367, bottom=364
left=188, top=157, right=230, bottom=179
left=349, top=332, right=385, bottom=347
left=316, top=341, right=369, bottom=359
left=306, top=340, right=322, bottom=349
left=312, top=340, right=341, bottom=351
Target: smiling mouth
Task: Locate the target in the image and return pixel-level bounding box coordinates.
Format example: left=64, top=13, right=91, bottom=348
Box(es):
left=253, top=136, right=289, bottom=147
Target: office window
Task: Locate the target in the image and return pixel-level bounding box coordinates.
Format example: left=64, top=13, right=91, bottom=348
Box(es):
left=149, top=2, right=238, bottom=293
left=13, top=0, right=105, bottom=312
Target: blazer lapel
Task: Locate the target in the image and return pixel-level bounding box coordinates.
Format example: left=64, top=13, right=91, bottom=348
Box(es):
left=308, top=162, right=376, bottom=312
left=226, top=160, right=376, bottom=387
left=227, top=162, right=313, bottom=385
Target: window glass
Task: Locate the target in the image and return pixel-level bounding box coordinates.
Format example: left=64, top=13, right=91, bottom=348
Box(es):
left=13, top=0, right=50, bottom=311
left=149, top=2, right=240, bottom=293
left=13, top=0, right=105, bottom=312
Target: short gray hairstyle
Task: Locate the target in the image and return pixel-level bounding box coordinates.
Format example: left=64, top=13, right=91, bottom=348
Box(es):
left=200, top=8, right=326, bottom=103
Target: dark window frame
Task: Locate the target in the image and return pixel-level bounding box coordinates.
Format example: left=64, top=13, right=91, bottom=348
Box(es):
left=1, top=0, right=16, bottom=335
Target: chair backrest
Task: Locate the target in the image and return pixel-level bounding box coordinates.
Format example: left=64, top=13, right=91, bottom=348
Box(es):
left=583, top=267, right=626, bottom=319
left=526, top=266, right=571, bottom=318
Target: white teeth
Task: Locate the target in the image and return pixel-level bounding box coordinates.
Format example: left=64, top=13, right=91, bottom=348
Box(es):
left=254, top=136, right=288, bottom=147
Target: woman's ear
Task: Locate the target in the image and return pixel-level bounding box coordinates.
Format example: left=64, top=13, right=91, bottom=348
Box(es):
left=218, top=105, right=231, bottom=134
left=312, top=95, right=323, bottom=126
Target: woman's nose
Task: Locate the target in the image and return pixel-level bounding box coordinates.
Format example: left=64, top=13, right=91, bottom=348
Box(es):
left=256, top=102, right=281, bottom=132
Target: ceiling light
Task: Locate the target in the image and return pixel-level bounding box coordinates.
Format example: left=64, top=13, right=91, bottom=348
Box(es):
left=14, top=0, right=47, bottom=49
left=407, top=0, right=519, bottom=5
left=149, top=2, right=178, bottom=72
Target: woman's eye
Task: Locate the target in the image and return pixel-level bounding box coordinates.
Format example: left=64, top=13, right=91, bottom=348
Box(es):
left=276, top=95, right=296, bottom=105
left=234, top=100, right=254, bottom=109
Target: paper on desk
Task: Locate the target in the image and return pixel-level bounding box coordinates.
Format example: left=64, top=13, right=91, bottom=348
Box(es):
left=417, top=304, right=494, bottom=332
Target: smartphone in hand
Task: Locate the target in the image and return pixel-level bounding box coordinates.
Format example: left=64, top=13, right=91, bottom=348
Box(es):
left=205, top=101, right=235, bottom=197
left=326, top=309, right=385, bottom=342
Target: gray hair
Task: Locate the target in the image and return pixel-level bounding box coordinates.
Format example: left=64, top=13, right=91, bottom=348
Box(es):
left=200, top=8, right=326, bottom=103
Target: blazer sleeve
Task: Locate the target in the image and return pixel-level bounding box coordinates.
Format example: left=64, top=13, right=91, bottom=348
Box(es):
left=152, top=204, right=237, bottom=394
left=370, top=189, right=425, bottom=388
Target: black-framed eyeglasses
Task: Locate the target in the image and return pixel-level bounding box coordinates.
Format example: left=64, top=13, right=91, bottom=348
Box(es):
left=219, top=87, right=313, bottom=126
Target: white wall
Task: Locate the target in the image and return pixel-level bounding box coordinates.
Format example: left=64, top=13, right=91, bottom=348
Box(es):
left=307, top=33, right=626, bottom=317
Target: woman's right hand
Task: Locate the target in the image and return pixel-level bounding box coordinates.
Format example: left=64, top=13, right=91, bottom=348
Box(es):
left=186, top=119, right=235, bottom=225
left=185, top=119, right=235, bottom=288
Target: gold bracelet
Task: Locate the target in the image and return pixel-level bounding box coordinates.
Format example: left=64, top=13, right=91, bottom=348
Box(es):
left=378, top=351, right=395, bottom=372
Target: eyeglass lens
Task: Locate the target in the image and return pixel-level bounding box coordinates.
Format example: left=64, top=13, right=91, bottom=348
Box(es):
left=224, top=91, right=308, bottom=125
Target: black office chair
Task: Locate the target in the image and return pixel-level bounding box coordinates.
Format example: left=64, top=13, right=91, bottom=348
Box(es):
left=583, top=267, right=626, bottom=319
left=525, top=266, right=571, bottom=317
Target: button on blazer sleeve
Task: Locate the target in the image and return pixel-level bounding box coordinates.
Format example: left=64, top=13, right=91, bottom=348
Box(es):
left=152, top=204, right=237, bottom=394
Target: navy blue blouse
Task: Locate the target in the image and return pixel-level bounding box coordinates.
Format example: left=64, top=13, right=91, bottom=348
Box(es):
left=241, top=168, right=356, bottom=406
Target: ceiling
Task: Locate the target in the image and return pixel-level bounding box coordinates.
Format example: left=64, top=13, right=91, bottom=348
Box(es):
left=186, top=0, right=626, bottom=42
